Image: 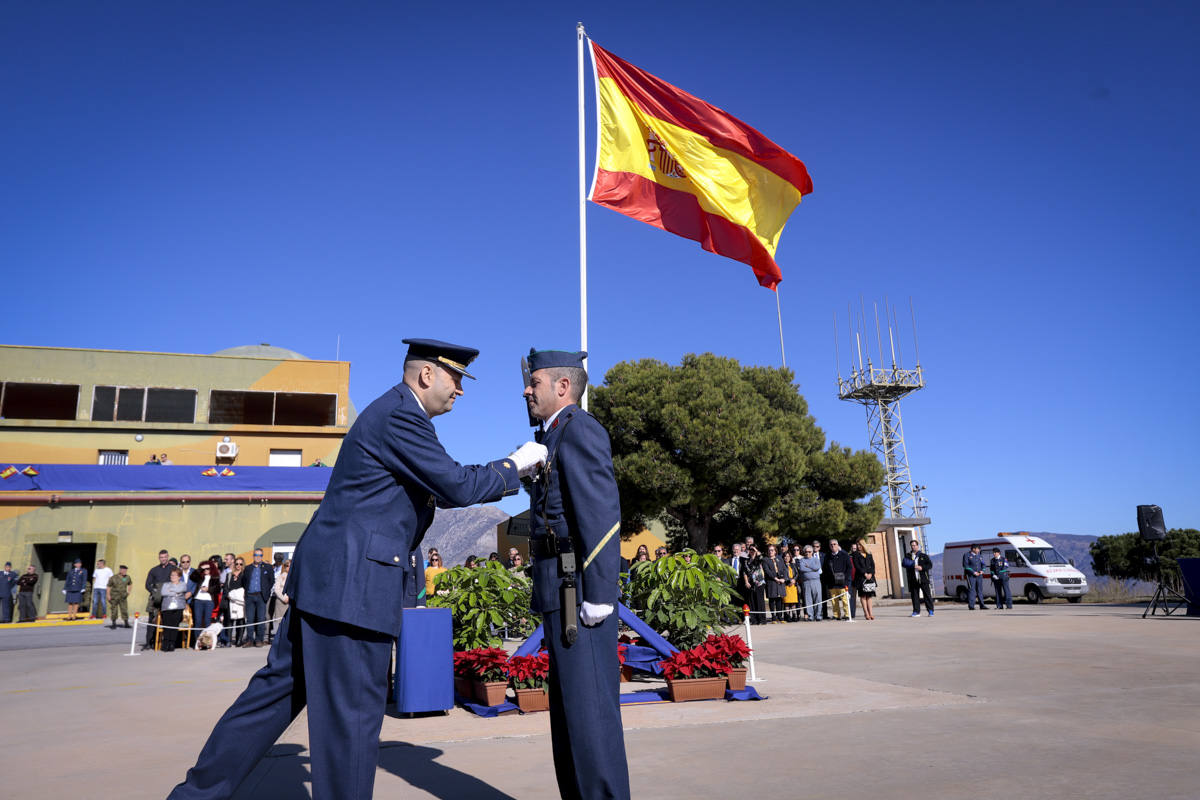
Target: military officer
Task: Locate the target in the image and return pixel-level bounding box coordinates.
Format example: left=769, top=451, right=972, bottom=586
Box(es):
left=990, top=547, right=1013, bottom=610
left=963, top=543, right=988, bottom=610
left=106, top=564, right=132, bottom=628
left=169, top=339, right=547, bottom=800
left=524, top=348, right=630, bottom=800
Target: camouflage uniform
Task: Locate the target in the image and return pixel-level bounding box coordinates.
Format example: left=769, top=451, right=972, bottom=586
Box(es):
left=108, top=573, right=132, bottom=625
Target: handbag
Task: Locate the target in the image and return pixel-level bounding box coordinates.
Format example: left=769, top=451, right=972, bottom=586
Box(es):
left=861, top=579, right=878, bottom=593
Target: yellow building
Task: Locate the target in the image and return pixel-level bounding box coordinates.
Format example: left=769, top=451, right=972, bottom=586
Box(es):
left=0, top=343, right=352, bottom=617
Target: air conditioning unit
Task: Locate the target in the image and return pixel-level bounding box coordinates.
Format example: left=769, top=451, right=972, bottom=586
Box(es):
left=216, top=441, right=239, bottom=458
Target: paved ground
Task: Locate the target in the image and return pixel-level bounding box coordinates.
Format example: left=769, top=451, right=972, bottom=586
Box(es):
left=1, top=601, right=1197, bottom=799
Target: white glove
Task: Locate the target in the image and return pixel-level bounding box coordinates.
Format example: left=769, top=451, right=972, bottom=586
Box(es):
left=579, top=601, right=613, bottom=627
left=507, top=441, right=548, bottom=478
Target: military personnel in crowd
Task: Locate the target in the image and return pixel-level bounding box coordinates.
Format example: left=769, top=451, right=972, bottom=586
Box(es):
left=963, top=543, right=988, bottom=610
left=107, top=564, right=133, bottom=628
left=990, top=547, right=1013, bottom=610
left=524, top=348, right=630, bottom=800
left=0, top=561, right=18, bottom=623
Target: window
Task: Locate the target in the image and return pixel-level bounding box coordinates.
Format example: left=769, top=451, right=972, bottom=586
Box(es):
left=269, top=449, right=303, bottom=467
left=209, top=391, right=274, bottom=425
left=1019, top=547, right=1068, bottom=565
left=1, top=382, right=79, bottom=420
left=146, top=389, right=196, bottom=423
left=93, top=386, right=196, bottom=423
left=209, top=390, right=337, bottom=426
left=98, top=450, right=129, bottom=465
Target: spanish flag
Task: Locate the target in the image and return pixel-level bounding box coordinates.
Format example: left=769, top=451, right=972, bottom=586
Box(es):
left=200, top=467, right=218, bottom=477
left=588, top=42, right=812, bottom=290
left=0, top=466, right=17, bottom=479
left=220, top=468, right=236, bottom=477
left=21, top=466, right=39, bottom=476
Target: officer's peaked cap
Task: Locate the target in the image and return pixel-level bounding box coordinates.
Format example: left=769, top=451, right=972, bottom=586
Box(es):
left=403, top=338, right=479, bottom=380
left=528, top=348, right=587, bottom=372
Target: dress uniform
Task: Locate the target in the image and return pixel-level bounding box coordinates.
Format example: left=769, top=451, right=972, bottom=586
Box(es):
left=963, top=546, right=988, bottom=609
left=525, top=348, right=631, bottom=800
left=169, top=339, right=544, bottom=800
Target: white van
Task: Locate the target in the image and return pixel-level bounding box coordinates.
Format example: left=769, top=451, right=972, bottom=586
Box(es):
left=943, top=534, right=1088, bottom=604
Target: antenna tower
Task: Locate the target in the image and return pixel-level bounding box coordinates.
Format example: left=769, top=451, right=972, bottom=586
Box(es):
left=835, top=298, right=929, bottom=548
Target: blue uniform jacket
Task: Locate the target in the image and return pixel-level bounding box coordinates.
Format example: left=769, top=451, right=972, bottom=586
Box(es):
left=963, top=551, right=985, bottom=576
left=286, top=382, right=520, bottom=636
left=64, top=568, right=88, bottom=593
left=528, top=404, right=622, bottom=613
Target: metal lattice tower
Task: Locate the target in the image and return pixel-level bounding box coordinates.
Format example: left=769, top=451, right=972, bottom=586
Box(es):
left=835, top=299, right=928, bottom=550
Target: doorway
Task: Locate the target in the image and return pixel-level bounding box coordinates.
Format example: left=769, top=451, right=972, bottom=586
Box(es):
left=33, top=543, right=97, bottom=614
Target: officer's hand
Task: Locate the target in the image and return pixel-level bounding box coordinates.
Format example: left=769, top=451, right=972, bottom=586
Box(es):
left=507, top=441, right=549, bottom=478
left=579, top=601, right=613, bottom=627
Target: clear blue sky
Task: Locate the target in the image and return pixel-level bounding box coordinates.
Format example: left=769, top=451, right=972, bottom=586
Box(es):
left=4, top=2, right=1197, bottom=549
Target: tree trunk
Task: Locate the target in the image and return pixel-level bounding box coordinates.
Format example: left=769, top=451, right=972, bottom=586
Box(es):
left=684, top=516, right=710, bottom=554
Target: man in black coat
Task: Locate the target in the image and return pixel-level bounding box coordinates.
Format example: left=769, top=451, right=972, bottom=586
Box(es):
left=144, top=549, right=173, bottom=649
left=903, top=538, right=935, bottom=617
left=823, top=539, right=853, bottom=621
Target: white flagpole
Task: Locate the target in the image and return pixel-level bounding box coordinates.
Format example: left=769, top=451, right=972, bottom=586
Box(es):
left=776, top=287, right=787, bottom=368
left=577, top=21, right=589, bottom=410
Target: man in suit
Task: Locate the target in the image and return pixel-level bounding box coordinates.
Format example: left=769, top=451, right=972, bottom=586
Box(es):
left=524, top=348, right=630, bottom=800
left=903, top=538, right=936, bottom=617
left=168, top=339, right=547, bottom=800
left=240, top=549, right=274, bottom=647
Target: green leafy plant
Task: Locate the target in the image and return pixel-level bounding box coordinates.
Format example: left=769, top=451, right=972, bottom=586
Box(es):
left=626, top=550, right=740, bottom=649
left=658, top=640, right=733, bottom=680
left=428, top=561, right=535, bottom=650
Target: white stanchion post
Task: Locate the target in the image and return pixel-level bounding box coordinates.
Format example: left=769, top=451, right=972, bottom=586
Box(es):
left=743, top=606, right=764, bottom=682
left=125, top=613, right=140, bottom=656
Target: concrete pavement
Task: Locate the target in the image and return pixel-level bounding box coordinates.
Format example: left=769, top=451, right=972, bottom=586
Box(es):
left=1, top=601, right=1196, bottom=799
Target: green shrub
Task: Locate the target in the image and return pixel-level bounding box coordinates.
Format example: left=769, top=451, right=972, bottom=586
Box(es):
left=626, top=550, right=740, bottom=649
left=427, top=561, right=536, bottom=650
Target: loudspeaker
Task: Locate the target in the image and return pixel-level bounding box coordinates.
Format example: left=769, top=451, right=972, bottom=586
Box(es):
left=1137, top=505, right=1167, bottom=541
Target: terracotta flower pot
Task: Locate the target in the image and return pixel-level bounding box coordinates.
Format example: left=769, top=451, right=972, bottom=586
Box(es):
left=473, top=680, right=509, bottom=707
left=514, top=686, right=549, bottom=713
left=665, top=676, right=728, bottom=702
left=726, top=667, right=747, bottom=691
left=620, top=665, right=634, bottom=682
left=454, top=676, right=473, bottom=700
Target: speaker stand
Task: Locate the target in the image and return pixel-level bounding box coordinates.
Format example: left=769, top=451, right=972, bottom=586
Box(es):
left=1143, top=581, right=1188, bottom=617
left=1143, top=544, right=1188, bottom=618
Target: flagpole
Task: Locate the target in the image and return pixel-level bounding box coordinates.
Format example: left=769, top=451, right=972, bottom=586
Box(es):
left=776, top=287, right=787, bottom=368
left=577, top=21, right=589, bottom=411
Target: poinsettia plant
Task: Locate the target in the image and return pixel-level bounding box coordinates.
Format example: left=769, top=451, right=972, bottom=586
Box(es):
left=704, top=633, right=751, bottom=668
left=454, top=647, right=510, bottom=682
left=657, top=641, right=732, bottom=680
left=504, top=651, right=550, bottom=690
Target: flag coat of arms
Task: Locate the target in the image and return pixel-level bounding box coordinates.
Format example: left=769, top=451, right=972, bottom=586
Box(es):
left=587, top=41, right=812, bottom=290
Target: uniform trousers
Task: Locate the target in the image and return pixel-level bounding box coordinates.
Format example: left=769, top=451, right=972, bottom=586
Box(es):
left=992, top=577, right=1012, bottom=609
left=967, top=574, right=987, bottom=608
left=1, top=595, right=11, bottom=623
left=542, top=606, right=631, bottom=800
left=168, top=609, right=393, bottom=800
left=109, top=597, right=129, bottom=623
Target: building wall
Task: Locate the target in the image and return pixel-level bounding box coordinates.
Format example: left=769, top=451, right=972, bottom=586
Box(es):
left=0, top=498, right=317, bottom=616
left=0, top=344, right=350, bottom=467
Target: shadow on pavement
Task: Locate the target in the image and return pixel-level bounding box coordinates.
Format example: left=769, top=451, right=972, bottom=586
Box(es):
left=378, top=741, right=518, bottom=799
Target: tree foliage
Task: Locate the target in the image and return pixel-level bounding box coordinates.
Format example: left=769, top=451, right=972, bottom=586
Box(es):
left=591, top=353, right=885, bottom=552
left=1089, top=528, right=1200, bottom=585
